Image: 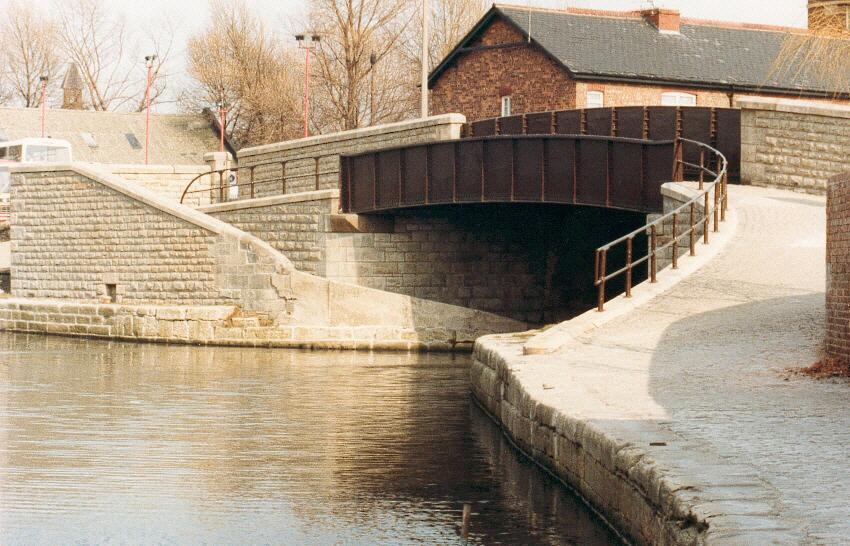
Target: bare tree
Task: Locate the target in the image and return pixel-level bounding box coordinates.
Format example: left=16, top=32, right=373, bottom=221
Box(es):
left=772, top=7, right=850, bottom=98
left=309, top=0, right=415, bottom=131
left=183, top=0, right=302, bottom=146
left=0, top=1, right=61, bottom=107
left=55, top=0, right=170, bottom=111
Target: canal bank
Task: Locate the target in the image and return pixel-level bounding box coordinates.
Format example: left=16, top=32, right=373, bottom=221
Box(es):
left=470, top=186, right=849, bottom=545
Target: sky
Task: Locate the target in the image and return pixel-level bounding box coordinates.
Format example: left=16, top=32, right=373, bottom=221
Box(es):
left=14, top=0, right=810, bottom=112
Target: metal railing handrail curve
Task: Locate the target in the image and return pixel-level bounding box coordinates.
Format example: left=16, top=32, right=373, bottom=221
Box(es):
left=594, top=137, right=729, bottom=311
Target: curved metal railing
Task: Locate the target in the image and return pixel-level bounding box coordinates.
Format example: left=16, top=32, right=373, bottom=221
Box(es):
left=594, top=137, right=728, bottom=311
left=179, top=153, right=339, bottom=205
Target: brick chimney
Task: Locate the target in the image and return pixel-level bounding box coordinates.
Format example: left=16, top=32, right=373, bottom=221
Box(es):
left=808, top=0, right=850, bottom=33
left=642, top=7, right=681, bottom=33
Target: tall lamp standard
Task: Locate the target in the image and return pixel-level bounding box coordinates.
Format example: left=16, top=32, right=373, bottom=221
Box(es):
left=144, top=54, right=157, bottom=164
left=295, top=32, right=321, bottom=138
left=39, top=76, right=49, bottom=138
left=421, top=0, right=429, bottom=118
left=369, top=52, right=377, bottom=126
left=217, top=101, right=228, bottom=153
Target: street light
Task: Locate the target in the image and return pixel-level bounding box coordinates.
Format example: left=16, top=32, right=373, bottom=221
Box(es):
left=421, top=0, right=429, bottom=118
left=295, top=32, right=321, bottom=138
left=369, top=52, right=377, bottom=126
left=39, top=76, right=49, bottom=138
left=217, top=101, right=228, bottom=153
left=144, top=54, right=157, bottom=164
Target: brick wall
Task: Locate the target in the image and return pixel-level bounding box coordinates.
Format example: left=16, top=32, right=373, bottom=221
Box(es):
left=430, top=18, right=577, bottom=121
left=574, top=81, right=732, bottom=108
left=739, top=96, right=850, bottom=193
left=236, top=115, right=465, bottom=199
left=826, top=172, right=850, bottom=363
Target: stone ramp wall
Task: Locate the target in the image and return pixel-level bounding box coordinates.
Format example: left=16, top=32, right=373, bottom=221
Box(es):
left=104, top=164, right=211, bottom=205
left=235, top=114, right=465, bottom=198
left=5, top=163, right=525, bottom=349
left=739, top=96, right=850, bottom=193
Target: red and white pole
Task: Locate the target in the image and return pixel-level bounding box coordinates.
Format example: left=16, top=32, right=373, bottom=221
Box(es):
left=296, top=33, right=320, bottom=138
left=144, top=55, right=156, bottom=164
left=39, top=76, right=48, bottom=138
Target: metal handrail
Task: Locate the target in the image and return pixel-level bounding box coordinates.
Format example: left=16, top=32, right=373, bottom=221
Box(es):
left=594, top=137, right=728, bottom=311
left=179, top=153, right=339, bottom=205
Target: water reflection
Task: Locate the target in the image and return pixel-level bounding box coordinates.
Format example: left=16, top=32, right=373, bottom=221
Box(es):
left=0, top=333, right=619, bottom=545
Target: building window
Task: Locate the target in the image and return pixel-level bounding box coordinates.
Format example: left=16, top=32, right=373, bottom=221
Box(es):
left=586, top=91, right=604, bottom=109
left=501, top=95, right=512, bottom=117
left=661, top=92, right=697, bottom=106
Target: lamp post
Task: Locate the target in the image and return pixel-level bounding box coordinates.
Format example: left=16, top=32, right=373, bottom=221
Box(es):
left=369, top=52, right=377, bottom=126
left=295, top=32, right=321, bottom=138
left=421, top=0, right=429, bottom=118
left=144, top=54, right=157, bottom=164
left=217, top=102, right=228, bottom=153
left=39, top=76, right=48, bottom=138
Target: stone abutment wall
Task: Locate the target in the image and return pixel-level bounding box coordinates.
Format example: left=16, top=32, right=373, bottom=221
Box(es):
left=739, top=96, right=850, bottom=193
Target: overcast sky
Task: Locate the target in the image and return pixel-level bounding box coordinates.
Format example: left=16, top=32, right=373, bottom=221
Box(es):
left=16, top=0, right=810, bottom=111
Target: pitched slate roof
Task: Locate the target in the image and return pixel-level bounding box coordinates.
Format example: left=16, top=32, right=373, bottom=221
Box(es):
left=430, top=5, right=847, bottom=97
left=0, top=107, right=224, bottom=165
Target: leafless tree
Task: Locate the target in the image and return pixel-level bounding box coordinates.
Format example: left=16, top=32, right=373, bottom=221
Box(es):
left=308, top=0, right=415, bottom=131
left=183, top=0, right=302, bottom=146
left=772, top=7, right=850, bottom=98
left=55, top=0, right=171, bottom=111
left=0, top=1, right=61, bottom=107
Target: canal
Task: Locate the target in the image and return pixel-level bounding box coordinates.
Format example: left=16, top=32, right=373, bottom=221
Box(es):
left=0, top=332, right=620, bottom=545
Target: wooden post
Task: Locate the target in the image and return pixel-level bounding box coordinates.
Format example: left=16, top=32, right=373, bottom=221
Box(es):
left=650, top=224, right=658, bottom=283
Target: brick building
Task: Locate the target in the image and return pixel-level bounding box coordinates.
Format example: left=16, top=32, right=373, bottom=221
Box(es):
left=429, top=4, right=850, bottom=122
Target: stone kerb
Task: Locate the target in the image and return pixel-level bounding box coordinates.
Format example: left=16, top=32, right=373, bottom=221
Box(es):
left=235, top=114, right=466, bottom=198
left=737, top=95, right=850, bottom=193
left=5, top=162, right=524, bottom=349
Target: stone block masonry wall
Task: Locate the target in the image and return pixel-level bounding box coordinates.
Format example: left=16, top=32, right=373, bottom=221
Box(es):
left=739, top=96, right=850, bottom=193
left=5, top=164, right=526, bottom=349
left=236, top=115, right=465, bottom=199
left=201, top=191, right=337, bottom=276
left=105, top=164, right=212, bottom=205
left=826, top=172, right=850, bottom=363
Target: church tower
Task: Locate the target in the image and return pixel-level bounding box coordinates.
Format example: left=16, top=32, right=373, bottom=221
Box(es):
left=61, top=63, right=84, bottom=110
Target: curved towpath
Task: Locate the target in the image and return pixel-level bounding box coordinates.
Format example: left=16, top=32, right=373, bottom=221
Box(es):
left=476, top=186, right=849, bottom=543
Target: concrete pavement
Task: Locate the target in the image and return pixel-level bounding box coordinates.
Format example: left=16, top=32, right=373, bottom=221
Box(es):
left=474, top=185, right=849, bottom=543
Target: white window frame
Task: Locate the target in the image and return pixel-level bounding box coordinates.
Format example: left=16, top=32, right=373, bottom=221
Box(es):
left=661, top=92, right=697, bottom=106
left=500, top=95, right=512, bottom=117
left=586, top=91, right=604, bottom=109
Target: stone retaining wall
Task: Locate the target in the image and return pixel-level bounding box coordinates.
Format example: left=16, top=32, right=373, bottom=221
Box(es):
left=471, top=339, right=707, bottom=546
left=104, top=164, right=211, bottom=205
left=739, top=96, right=850, bottom=193
left=5, top=163, right=525, bottom=349
left=236, top=114, right=465, bottom=198
left=826, top=172, right=850, bottom=363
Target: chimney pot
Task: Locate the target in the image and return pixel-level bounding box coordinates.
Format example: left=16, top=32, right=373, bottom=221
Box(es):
left=642, top=7, right=681, bottom=34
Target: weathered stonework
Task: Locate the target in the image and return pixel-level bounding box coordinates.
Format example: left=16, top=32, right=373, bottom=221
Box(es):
left=4, top=163, right=526, bottom=349
left=739, top=96, right=850, bottom=193
left=104, top=164, right=212, bottom=205
left=236, top=115, right=465, bottom=198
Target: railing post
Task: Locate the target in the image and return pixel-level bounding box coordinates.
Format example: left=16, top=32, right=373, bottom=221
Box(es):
left=721, top=171, right=728, bottom=221
left=625, top=237, right=633, bottom=298
left=218, top=170, right=224, bottom=202
left=250, top=166, right=255, bottom=199
left=689, top=202, right=696, bottom=256
left=713, top=183, right=720, bottom=232
left=281, top=161, right=287, bottom=195
left=698, top=148, right=705, bottom=190
left=672, top=212, right=679, bottom=269
left=704, top=191, right=710, bottom=244
left=650, top=224, right=658, bottom=283
left=597, top=249, right=607, bottom=312
left=315, top=157, right=321, bottom=191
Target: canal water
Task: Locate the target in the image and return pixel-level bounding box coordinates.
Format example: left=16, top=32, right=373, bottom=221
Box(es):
left=0, top=332, right=620, bottom=545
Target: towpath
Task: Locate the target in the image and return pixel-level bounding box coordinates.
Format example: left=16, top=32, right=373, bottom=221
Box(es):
left=506, top=185, right=848, bottom=543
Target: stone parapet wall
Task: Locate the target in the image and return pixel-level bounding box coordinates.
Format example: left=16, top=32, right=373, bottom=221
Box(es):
left=104, top=164, right=211, bottom=205
left=739, top=96, right=850, bottom=193
left=826, top=172, right=850, bottom=362
left=200, top=190, right=337, bottom=275
left=235, top=115, right=465, bottom=198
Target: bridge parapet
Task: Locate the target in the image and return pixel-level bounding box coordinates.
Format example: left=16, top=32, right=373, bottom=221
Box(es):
left=339, top=134, right=675, bottom=215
